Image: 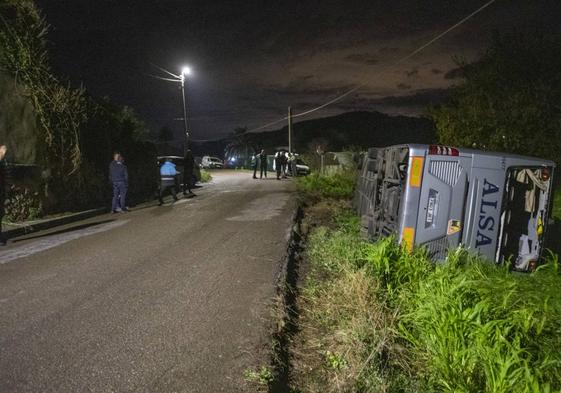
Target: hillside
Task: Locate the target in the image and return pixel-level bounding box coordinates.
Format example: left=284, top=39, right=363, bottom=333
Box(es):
left=193, top=111, right=436, bottom=157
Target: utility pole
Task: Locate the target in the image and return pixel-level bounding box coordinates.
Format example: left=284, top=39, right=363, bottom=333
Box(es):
left=180, top=75, right=189, bottom=154
left=288, top=106, right=293, bottom=154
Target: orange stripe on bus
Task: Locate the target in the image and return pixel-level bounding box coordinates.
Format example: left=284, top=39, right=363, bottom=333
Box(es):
left=409, top=156, right=424, bottom=188
left=402, top=227, right=415, bottom=252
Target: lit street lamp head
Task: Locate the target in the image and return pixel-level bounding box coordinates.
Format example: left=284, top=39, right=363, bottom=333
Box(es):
left=181, top=66, right=192, bottom=77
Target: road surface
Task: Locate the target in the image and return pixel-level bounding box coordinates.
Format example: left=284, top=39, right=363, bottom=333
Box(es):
left=0, top=171, right=295, bottom=392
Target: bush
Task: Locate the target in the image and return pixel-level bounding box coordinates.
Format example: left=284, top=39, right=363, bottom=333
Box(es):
left=294, top=204, right=561, bottom=392
left=296, top=172, right=355, bottom=200
left=200, top=169, right=212, bottom=183
left=5, top=185, right=43, bottom=222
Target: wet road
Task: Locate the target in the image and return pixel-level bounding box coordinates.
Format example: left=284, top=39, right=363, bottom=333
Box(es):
left=0, top=171, right=295, bottom=392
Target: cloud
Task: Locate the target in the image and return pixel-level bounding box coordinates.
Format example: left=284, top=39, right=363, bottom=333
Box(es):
left=334, top=88, right=450, bottom=115
left=344, top=53, right=379, bottom=65
left=444, top=67, right=464, bottom=79
left=405, top=68, right=419, bottom=78
left=264, top=84, right=355, bottom=97
left=378, top=47, right=400, bottom=55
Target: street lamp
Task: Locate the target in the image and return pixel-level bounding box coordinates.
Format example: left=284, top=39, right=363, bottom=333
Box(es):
left=148, top=63, right=194, bottom=154
left=180, top=66, right=192, bottom=153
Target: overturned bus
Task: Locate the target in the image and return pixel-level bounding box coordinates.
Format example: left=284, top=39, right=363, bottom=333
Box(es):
left=355, top=144, right=555, bottom=272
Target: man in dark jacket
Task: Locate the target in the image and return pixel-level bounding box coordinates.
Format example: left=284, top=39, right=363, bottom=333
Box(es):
left=251, top=154, right=258, bottom=179
left=259, top=149, right=267, bottom=179
left=109, top=151, right=129, bottom=213
left=183, top=149, right=196, bottom=197
left=0, top=144, right=7, bottom=245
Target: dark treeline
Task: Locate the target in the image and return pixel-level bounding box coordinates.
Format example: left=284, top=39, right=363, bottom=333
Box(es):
left=0, top=0, right=157, bottom=220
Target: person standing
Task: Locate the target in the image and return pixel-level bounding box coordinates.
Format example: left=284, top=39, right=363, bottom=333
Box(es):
left=288, top=152, right=297, bottom=177
left=281, top=151, right=288, bottom=178
left=251, top=153, right=258, bottom=179
left=259, top=149, right=268, bottom=179
left=275, top=151, right=283, bottom=180
left=109, top=151, right=128, bottom=213
left=0, top=144, right=8, bottom=246
left=159, top=158, right=179, bottom=205
left=183, top=149, right=196, bottom=197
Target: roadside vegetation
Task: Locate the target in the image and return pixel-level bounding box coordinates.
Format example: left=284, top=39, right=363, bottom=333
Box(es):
left=286, top=174, right=561, bottom=393
left=430, top=33, right=561, bottom=164
left=1, top=1, right=157, bottom=220
left=199, top=169, right=212, bottom=183
left=296, top=171, right=355, bottom=201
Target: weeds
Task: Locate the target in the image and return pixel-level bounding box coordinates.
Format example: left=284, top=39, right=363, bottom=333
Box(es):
left=296, top=172, right=355, bottom=201
left=292, top=203, right=561, bottom=392
left=244, top=366, right=274, bottom=386
left=199, top=169, right=212, bottom=183
left=5, top=185, right=43, bottom=222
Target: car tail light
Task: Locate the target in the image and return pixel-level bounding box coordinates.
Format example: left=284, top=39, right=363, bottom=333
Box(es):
left=428, top=145, right=459, bottom=156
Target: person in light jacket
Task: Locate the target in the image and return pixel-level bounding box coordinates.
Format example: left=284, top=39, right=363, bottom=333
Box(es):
left=159, top=159, right=179, bottom=205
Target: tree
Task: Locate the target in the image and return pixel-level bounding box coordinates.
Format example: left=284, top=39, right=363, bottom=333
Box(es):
left=0, top=1, right=157, bottom=214
left=429, top=33, right=561, bottom=163
left=0, top=0, right=86, bottom=176
left=224, top=126, right=259, bottom=165
left=157, top=126, right=174, bottom=143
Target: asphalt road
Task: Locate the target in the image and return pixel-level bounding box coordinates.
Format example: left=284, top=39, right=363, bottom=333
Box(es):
left=0, top=170, right=295, bottom=392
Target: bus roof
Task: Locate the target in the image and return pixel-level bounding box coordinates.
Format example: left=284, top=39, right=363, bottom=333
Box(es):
left=385, top=143, right=555, bottom=167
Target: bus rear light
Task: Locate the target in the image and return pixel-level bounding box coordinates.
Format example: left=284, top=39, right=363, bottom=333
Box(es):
left=428, top=145, right=459, bottom=156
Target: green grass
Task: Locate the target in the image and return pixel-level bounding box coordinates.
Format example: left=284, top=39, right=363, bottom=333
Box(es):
left=199, top=169, right=212, bottom=183
left=244, top=366, right=273, bottom=387
left=296, top=172, right=355, bottom=200
left=293, top=204, right=561, bottom=393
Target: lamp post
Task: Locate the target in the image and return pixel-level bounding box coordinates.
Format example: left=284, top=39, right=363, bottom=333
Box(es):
left=148, top=63, right=194, bottom=154
left=180, top=66, right=191, bottom=153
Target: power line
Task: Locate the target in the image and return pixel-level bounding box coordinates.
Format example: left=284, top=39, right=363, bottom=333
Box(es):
left=247, top=0, right=498, bottom=132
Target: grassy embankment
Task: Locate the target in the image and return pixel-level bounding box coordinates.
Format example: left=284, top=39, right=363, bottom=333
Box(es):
left=289, top=173, right=561, bottom=392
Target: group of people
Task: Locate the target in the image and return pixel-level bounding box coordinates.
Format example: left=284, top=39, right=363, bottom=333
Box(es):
left=108, top=149, right=197, bottom=213
left=157, top=149, right=196, bottom=205
left=251, top=149, right=296, bottom=180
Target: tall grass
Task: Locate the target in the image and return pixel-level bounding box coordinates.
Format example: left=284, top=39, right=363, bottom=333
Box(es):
left=294, top=204, right=561, bottom=392
left=296, top=172, right=355, bottom=200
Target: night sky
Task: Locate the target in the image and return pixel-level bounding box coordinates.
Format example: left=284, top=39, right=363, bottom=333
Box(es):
left=35, top=0, right=561, bottom=141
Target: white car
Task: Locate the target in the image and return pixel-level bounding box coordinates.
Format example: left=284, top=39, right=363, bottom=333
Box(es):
left=201, top=156, right=224, bottom=169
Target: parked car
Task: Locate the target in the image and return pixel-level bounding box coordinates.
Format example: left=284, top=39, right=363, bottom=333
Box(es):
left=355, top=144, right=555, bottom=271
left=157, top=156, right=201, bottom=186
left=287, top=158, right=310, bottom=176
left=201, top=156, right=224, bottom=169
